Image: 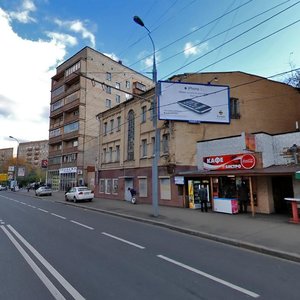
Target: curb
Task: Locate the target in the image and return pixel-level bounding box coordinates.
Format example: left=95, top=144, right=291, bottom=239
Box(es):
left=55, top=199, right=300, bottom=264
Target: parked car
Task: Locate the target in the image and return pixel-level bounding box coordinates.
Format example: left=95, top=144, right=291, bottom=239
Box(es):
left=65, top=186, right=94, bottom=202
left=0, top=185, right=8, bottom=191
left=35, top=186, right=52, bottom=196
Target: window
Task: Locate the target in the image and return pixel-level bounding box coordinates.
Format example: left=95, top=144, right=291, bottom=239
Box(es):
left=104, top=122, right=108, bottom=135
left=160, top=177, right=171, bottom=200
left=105, top=179, right=112, bottom=194
left=162, top=134, right=169, bottom=154
left=115, top=145, right=120, bottom=162
left=109, top=147, right=113, bottom=162
left=141, top=106, right=147, bottom=123
left=117, top=116, right=121, bottom=131
left=138, top=178, right=147, bottom=197
left=126, top=81, right=130, bottom=89
left=103, top=148, right=106, bottom=163
left=106, top=86, right=111, bottom=94
left=116, top=94, right=121, bottom=104
left=51, top=99, right=64, bottom=111
left=115, top=82, right=120, bottom=89
left=110, top=119, right=114, bottom=133
left=151, top=137, right=155, bottom=156
left=99, top=179, right=105, bottom=193
left=49, top=128, right=61, bottom=138
left=73, top=110, right=79, bottom=116
left=72, top=139, right=78, bottom=147
left=230, top=97, right=240, bottom=119
left=106, top=72, right=112, bottom=81
left=141, top=139, right=147, bottom=157
left=106, top=99, right=112, bottom=108
left=65, top=61, right=80, bottom=77
left=112, top=179, right=118, bottom=194
left=127, top=110, right=135, bottom=160
left=64, top=122, right=79, bottom=134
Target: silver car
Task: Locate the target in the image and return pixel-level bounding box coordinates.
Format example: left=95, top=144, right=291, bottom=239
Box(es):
left=35, top=186, right=52, bottom=196
left=65, top=187, right=94, bottom=202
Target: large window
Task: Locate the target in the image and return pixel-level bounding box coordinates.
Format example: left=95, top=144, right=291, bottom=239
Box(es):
left=110, top=119, right=114, bottom=133
left=162, top=134, right=169, bottom=154
left=106, top=72, right=112, bottom=81
left=115, top=145, right=120, bottom=162
left=112, top=179, right=118, bottom=194
left=117, top=116, right=121, bottom=131
left=49, top=128, right=61, bottom=138
left=127, top=110, right=135, bottom=160
left=141, top=106, right=147, bottom=123
left=141, top=139, right=147, bottom=157
left=65, top=61, right=80, bottom=77
left=160, top=177, right=171, bottom=200
left=64, top=122, right=79, bottom=134
left=138, top=178, right=147, bottom=197
left=51, top=99, right=64, bottom=111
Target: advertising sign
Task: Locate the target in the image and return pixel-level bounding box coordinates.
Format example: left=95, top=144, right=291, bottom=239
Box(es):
left=158, top=81, right=230, bottom=123
left=41, top=159, right=48, bottom=168
left=203, top=154, right=256, bottom=170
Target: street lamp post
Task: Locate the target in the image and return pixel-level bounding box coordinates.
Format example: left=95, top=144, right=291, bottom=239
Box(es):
left=9, top=135, right=20, bottom=190
left=133, top=16, right=159, bottom=217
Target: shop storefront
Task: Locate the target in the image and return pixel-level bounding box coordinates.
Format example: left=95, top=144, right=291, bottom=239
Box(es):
left=180, top=152, right=299, bottom=215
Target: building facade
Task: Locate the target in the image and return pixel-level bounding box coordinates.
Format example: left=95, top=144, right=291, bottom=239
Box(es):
left=18, top=140, right=49, bottom=168
left=95, top=71, right=300, bottom=213
left=0, top=147, right=13, bottom=172
left=47, top=47, right=153, bottom=191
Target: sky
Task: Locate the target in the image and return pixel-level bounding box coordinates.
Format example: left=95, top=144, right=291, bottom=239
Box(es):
left=1, top=0, right=300, bottom=154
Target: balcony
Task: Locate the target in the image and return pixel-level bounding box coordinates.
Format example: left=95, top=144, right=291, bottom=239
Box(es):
left=48, top=149, right=62, bottom=157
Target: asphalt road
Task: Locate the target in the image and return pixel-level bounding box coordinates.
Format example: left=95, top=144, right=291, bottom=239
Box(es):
left=1, top=191, right=300, bottom=300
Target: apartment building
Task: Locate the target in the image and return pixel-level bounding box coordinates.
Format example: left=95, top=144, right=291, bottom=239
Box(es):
left=18, top=140, right=49, bottom=168
left=95, top=71, right=300, bottom=212
left=48, top=46, right=153, bottom=190
left=0, top=147, right=13, bottom=172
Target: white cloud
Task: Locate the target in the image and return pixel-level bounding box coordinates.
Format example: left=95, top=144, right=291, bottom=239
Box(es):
left=103, top=52, right=120, bottom=62
left=46, top=32, right=78, bottom=47
left=184, top=41, right=208, bottom=57
left=54, top=18, right=96, bottom=48
left=9, top=0, right=36, bottom=23
left=0, top=7, right=67, bottom=149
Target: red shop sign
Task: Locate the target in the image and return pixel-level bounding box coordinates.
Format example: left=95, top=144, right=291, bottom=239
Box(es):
left=203, top=153, right=256, bottom=170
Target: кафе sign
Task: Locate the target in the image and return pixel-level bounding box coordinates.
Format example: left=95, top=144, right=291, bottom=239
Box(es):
left=203, top=153, right=256, bottom=170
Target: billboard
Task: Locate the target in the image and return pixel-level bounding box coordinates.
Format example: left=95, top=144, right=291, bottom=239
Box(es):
left=158, top=81, right=230, bottom=123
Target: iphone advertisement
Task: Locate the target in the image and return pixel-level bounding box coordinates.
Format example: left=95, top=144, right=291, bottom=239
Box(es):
left=158, top=80, right=230, bottom=123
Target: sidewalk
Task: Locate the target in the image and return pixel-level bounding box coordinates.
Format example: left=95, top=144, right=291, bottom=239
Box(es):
left=22, top=189, right=300, bottom=263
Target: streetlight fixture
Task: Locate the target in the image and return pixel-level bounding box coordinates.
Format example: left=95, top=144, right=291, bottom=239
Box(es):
left=9, top=135, right=20, bottom=190
left=133, top=15, right=159, bottom=217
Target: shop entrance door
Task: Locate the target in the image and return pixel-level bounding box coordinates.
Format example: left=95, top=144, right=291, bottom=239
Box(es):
left=272, top=176, right=293, bottom=213
left=124, top=178, right=133, bottom=202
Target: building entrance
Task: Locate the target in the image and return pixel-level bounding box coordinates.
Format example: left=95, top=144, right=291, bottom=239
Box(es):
left=272, top=176, right=293, bottom=214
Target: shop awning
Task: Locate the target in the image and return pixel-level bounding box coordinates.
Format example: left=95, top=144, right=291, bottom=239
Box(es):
left=178, top=164, right=300, bottom=177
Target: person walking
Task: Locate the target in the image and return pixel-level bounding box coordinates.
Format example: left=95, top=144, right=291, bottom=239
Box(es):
left=199, top=185, right=208, bottom=212
left=128, top=187, right=137, bottom=204
left=238, top=181, right=249, bottom=213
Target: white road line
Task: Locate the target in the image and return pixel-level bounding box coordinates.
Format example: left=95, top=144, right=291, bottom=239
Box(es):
left=70, top=220, right=94, bottom=230
left=157, top=255, right=260, bottom=298
left=27, top=205, right=36, bottom=208
left=51, top=213, right=66, bottom=220
left=1, top=225, right=66, bottom=300
left=38, top=208, right=49, bottom=213
left=7, top=225, right=85, bottom=300
left=102, top=232, right=145, bottom=249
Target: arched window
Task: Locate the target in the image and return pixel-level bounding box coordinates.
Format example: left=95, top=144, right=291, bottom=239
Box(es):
left=127, top=110, right=135, bottom=160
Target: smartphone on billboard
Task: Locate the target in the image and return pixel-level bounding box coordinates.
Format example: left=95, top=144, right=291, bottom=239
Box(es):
left=178, top=99, right=212, bottom=114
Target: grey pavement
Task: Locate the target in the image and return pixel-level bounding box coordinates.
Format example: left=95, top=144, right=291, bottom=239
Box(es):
left=17, top=189, right=300, bottom=263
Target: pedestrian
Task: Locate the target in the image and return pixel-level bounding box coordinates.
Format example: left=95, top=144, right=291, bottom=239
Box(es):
left=199, top=185, right=208, bottom=212
left=128, top=187, right=137, bottom=203
left=238, top=181, right=249, bottom=213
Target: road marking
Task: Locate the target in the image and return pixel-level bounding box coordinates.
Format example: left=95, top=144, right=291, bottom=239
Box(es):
left=27, top=205, right=36, bottom=208
left=1, top=225, right=66, bottom=300
left=7, top=225, right=85, bottom=300
left=51, top=213, right=66, bottom=220
left=70, top=220, right=94, bottom=230
left=157, top=255, right=260, bottom=298
left=38, top=208, right=49, bottom=213
left=102, top=232, right=145, bottom=249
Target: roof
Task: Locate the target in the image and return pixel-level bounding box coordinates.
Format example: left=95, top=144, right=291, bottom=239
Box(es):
left=178, top=165, right=300, bottom=177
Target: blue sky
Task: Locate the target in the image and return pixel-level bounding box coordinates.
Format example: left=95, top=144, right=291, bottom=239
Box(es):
left=1, top=0, right=300, bottom=152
